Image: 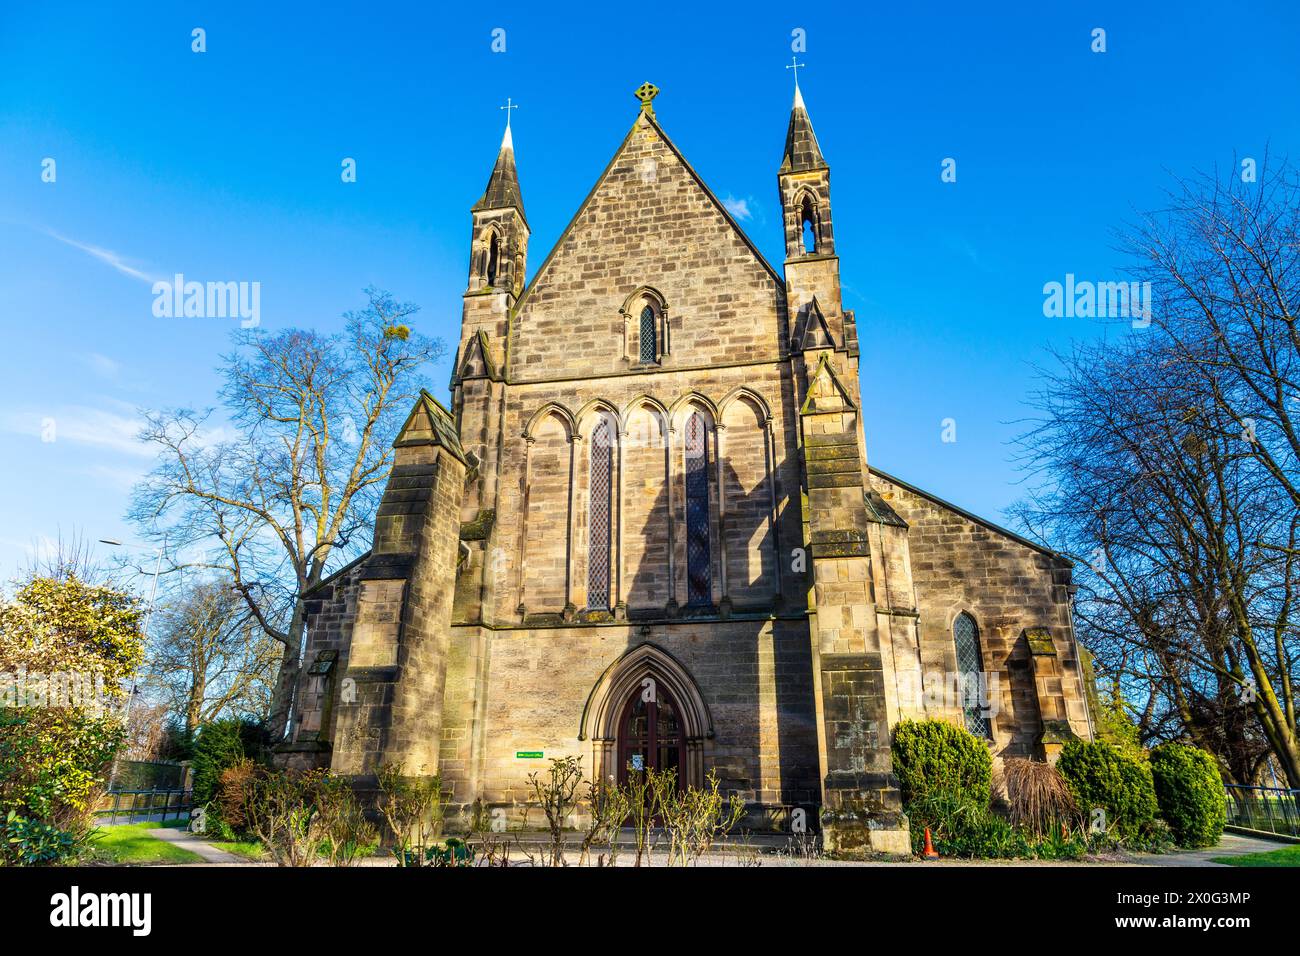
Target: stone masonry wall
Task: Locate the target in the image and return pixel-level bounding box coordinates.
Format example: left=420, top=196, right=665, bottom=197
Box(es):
left=868, top=471, right=1093, bottom=759
left=509, top=112, right=785, bottom=381
left=443, top=617, right=820, bottom=825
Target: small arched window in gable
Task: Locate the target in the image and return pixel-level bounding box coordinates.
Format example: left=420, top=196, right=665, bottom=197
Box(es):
left=639, top=305, right=657, bottom=364
left=486, top=232, right=501, bottom=286
left=587, top=420, right=614, bottom=611
left=800, top=195, right=818, bottom=255
left=953, top=612, right=991, bottom=738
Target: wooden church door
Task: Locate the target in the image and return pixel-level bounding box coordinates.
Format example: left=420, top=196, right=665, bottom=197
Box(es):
left=616, top=684, right=685, bottom=788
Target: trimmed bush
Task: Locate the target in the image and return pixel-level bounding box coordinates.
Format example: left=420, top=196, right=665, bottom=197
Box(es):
left=891, top=718, right=992, bottom=807
left=1057, top=739, right=1158, bottom=841
left=1150, top=743, right=1226, bottom=848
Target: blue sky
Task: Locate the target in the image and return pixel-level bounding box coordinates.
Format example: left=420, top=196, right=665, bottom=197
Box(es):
left=1, top=1, right=1297, bottom=577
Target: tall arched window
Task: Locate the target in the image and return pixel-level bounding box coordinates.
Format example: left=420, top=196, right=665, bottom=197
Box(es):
left=486, top=232, right=500, bottom=286
left=587, top=420, right=613, bottom=610
left=800, top=196, right=818, bottom=254
left=639, top=305, right=657, bottom=363
left=684, top=412, right=711, bottom=605
left=954, top=612, right=991, bottom=738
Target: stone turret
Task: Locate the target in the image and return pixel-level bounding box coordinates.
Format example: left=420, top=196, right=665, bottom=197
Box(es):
left=452, top=115, right=527, bottom=625
left=782, top=79, right=911, bottom=856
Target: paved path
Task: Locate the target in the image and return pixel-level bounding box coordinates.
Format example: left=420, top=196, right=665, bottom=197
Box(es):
left=127, top=829, right=1291, bottom=867
left=147, top=828, right=244, bottom=864
left=1136, top=832, right=1287, bottom=867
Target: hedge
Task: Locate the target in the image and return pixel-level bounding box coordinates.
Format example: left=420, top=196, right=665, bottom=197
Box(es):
left=890, top=718, right=992, bottom=807
left=1057, top=739, right=1158, bottom=839
left=1150, top=742, right=1226, bottom=848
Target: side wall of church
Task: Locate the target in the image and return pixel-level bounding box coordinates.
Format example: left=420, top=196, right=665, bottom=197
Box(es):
left=868, top=472, right=1093, bottom=758
left=279, top=562, right=368, bottom=771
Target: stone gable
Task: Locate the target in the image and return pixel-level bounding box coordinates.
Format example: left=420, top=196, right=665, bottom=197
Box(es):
left=510, top=113, right=785, bottom=382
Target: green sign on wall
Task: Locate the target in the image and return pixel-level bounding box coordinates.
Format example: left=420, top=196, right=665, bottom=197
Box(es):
left=516, top=751, right=544, bottom=759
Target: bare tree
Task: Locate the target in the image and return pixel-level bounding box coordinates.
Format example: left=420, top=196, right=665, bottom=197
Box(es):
left=128, top=288, right=443, bottom=738
left=144, top=578, right=280, bottom=734
left=122, top=701, right=173, bottom=762
left=1015, top=159, right=1300, bottom=786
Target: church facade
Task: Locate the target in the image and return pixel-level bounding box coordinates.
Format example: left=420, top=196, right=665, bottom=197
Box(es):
left=277, top=81, right=1094, bottom=854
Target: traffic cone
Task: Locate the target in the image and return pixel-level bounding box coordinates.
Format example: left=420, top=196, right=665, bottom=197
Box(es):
left=922, top=827, right=939, bottom=859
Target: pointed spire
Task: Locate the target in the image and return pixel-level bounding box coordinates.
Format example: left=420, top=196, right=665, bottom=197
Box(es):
left=473, top=100, right=525, bottom=218
left=780, top=63, right=826, bottom=174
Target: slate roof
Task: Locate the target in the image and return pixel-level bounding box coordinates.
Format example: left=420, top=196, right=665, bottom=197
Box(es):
left=472, top=127, right=527, bottom=223
left=780, top=85, right=827, bottom=173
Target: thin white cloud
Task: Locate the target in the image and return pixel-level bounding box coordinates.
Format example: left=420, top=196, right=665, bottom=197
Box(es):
left=82, top=353, right=121, bottom=379
left=85, top=462, right=149, bottom=493
left=0, top=534, right=59, bottom=566
left=44, top=229, right=163, bottom=284
left=1, top=405, right=153, bottom=458
left=722, top=195, right=753, bottom=222
left=941, top=233, right=981, bottom=267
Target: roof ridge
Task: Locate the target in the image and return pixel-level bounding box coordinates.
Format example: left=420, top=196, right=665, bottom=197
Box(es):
left=868, top=466, right=1066, bottom=560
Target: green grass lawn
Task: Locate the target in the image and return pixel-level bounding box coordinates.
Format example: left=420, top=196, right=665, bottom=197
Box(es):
left=90, top=822, right=204, bottom=864
left=1212, top=845, right=1300, bottom=867
left=211, top=840, right=265, bottom=861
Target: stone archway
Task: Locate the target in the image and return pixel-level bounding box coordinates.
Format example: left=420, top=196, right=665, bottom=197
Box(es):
left=579, top=642, right=713, bottom=788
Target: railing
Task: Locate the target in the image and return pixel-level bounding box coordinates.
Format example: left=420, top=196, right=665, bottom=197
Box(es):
left=1224, top=784, right=1300, bottom=838
left=94, top=788, right=193, bottom=826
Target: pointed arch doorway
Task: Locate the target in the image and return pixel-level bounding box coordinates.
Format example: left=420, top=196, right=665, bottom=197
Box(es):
left=580, top=642, right=714, bottom=790
left=616, top=682, right=686, bottom=788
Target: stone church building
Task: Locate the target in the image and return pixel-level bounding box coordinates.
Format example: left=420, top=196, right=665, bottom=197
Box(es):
left=278, top=81, right=1093, bottom=854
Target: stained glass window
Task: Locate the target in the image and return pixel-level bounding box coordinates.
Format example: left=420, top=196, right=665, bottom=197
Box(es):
left=684, top=412, right=711, bottom=605
left=639, top=305, right=657, bottom=363
left=587, top=420, right=613, bottom=610
left=954, top=612, right=991, bottom=738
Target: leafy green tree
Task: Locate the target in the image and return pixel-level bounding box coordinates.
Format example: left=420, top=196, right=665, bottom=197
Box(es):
left=1095, top=681, right=1146, bottom=761
left=0, top=573, right=145, bottom=862
left=190, top=717, right=267, bottom=809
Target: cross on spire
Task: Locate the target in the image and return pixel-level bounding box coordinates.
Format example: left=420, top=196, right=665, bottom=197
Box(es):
left=499, top=97, right=519, bottom=128
left=786, top=56, right=806, bottom=86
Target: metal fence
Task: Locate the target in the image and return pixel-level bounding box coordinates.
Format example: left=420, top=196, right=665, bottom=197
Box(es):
left=95, top=788, right=193, bottom=825
left=1224, top=784, right=1300, bottom=838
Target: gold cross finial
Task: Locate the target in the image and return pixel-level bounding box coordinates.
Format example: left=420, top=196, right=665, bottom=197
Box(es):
left=634, top=81, right=660, bottom=114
